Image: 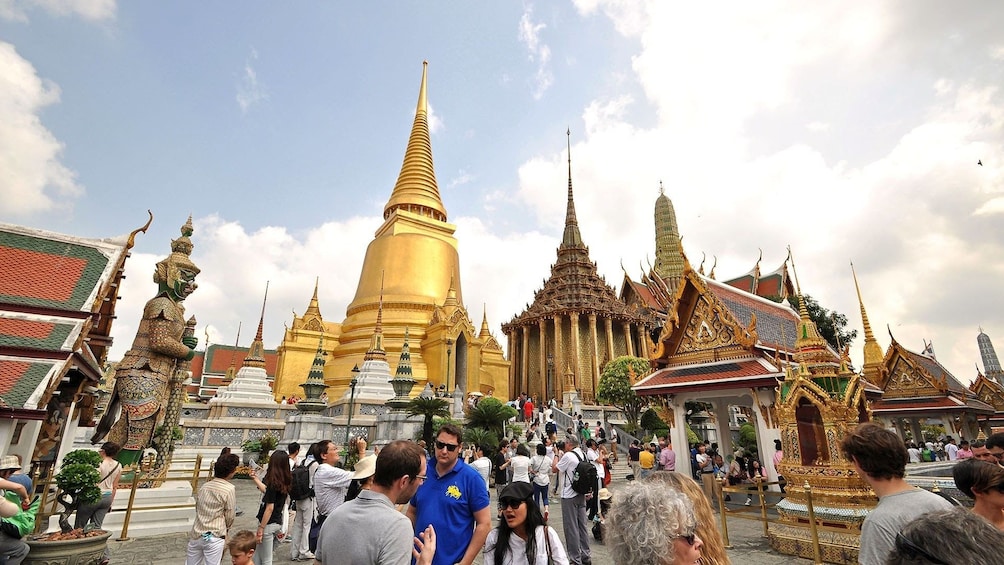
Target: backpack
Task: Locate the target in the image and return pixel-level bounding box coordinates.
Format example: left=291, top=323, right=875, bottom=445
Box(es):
left=290, top=460, right=315, bottom=501
left=569, top=451, right=597, bottom=495
left=545, top=421, right=557, bottom=436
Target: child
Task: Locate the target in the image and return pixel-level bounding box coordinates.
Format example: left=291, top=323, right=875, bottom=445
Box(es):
left=227, top=531, right=257, bottom=565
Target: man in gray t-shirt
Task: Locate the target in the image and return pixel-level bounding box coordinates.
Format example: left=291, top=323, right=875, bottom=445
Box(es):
left=840, top=422, right=953, bottom=565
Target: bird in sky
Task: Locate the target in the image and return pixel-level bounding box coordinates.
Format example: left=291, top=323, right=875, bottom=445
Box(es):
left=978, top=160, right=983, bottom=166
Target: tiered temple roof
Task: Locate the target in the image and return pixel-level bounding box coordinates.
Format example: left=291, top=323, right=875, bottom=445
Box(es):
left=0, top=219, right=147, bottom=417
left=723, top=251, right=796, bottom=300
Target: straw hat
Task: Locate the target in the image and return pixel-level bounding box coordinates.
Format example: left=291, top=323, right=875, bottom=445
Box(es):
left=352, top=455, right=377, bottom=480
left=598, top=488, right=612, bottom=501
left=0, top=456, right=19, bottom=471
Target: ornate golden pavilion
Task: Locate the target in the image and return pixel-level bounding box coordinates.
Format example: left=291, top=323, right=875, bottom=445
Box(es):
left=272, top=62, right=509, bottom=401
left=501, top=135, right=652, bottom=404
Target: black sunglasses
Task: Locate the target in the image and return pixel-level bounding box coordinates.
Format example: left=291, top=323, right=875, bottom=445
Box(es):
left=895, top=533, right=948, bottom=565
left=435, top=441, right=459, bottom=452
left=676, top=525, right=699, bottom=546
left=499, top=498, right=525, bottom=510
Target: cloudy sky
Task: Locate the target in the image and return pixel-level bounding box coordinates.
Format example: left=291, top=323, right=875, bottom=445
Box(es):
left=3, top=1, right=1002, bottom=386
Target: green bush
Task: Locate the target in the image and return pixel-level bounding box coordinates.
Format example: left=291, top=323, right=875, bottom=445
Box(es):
left=54, top=449, right=103, bottom=533
left=640, top=409, right=667, bottom=432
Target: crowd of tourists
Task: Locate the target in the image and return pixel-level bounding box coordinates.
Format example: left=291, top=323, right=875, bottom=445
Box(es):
left=173, top=422, right=1004, bottom=565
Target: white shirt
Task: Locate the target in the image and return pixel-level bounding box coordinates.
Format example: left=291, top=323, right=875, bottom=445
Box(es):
left=907, top=448, right=921, bottom=463
left=555, top=448, right=585, bottom=499
left=529, top=455, right=551, bottom=486
left=586, top=448, right=604, bottom=479
left=946, top=443, right=959, bottom=460
left=510, top=455, right=532, bottom=483
left=313, top=463, right=353, bottom=516
left=483, top=525, right=569, bottom=565
left=470, top=457, right=492, bottom=489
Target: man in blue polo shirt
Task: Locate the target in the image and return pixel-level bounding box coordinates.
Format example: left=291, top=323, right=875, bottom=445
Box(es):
left=408, top=423, right=490, bottom=565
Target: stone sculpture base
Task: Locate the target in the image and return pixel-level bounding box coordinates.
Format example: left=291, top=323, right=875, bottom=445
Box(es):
left=767, top=522, right=860, bottom=565
left=281, top=413, right=337, bottom=448
left=373, top=411, right=423, bottom=448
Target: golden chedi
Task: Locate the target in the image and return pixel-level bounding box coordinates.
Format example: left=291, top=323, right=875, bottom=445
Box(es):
left=273, top=62, right=509, bottom=401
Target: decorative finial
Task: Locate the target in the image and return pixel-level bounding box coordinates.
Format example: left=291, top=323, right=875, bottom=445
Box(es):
left=126, top=210, right=154, bottom=250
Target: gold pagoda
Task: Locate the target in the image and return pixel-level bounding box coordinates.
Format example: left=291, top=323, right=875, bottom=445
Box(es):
left=767, top=262, right=878, bottom=564
left=272, top=62, right=509, bottom=401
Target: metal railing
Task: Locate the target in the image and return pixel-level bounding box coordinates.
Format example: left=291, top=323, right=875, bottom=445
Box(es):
left=33, top=455, right=207, bottom=541
left=716, top=478, right=876, bottom=565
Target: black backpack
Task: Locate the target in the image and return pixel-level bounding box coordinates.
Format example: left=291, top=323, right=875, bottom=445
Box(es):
left=569, top=451, right=597, bottom=495
left=545, top=421, right=557, bottom=436
left=290, top=460, right=315, bottom=501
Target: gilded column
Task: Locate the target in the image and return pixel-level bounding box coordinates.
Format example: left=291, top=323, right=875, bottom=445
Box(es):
left=640, top=325, right=650, bottom=359
left=604, top=318, right=614, bottom=360
left=538, top=318, right=548, bottom=404
left=588, top=313, right=599, bottom=402
left=623, top=321, right=634, bottom=357
left=507, top=330, right=515, bottom=395
left=569, top=312, right=581, bottom=391
left=521, top=325, right=530, bottom=396
left=553, top=315, right=563, bottom=403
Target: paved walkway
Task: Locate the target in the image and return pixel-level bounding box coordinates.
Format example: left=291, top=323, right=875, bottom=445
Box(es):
left=103, top=467, right=812, bottom=564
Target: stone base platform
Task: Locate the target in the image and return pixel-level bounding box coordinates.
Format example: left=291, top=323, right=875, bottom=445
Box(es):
left=49, top=480, right=195, bottom=538
left=767, top=522, right=860, bottom=564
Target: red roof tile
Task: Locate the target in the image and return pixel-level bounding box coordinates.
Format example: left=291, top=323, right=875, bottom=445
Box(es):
left=0, top=247, right=86, bottom=302
left=634, top=358, right=780, bottom=394
left=704, top=278, right=799, bottom=351
left=0, top=318, right=55, bottom=340
left=871, top=395, right=995, bottom=413
left=202, top=345, right=278, bottom=376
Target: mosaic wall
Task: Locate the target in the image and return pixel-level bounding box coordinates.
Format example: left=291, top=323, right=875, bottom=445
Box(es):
left=223, top=406, right=279, bottom=419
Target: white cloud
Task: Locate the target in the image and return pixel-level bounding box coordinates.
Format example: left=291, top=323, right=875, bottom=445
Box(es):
left=427, top=102, right=443, bottom=134
left=806, top=121, right=831, bottom=133
left=0, top=42, right=83, bottom=216
left=236, top=48, right=268, bottom=114
left=0, top=0, right=115, bottom=22
left=447, top=170, right=473, bottom=189
left=518, top=5, right=553, bottom=99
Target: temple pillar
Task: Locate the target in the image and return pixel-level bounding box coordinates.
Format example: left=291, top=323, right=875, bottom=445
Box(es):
left=507, top=332, right=515, bottom=398
left=526, top=325, right=534, bottom=399
left=639, top=324, right=650, bottom=359
left=671, top=396, right=691, bottom=477
left=910, top=419, right=924, bottom=444
left=623, top=322, right=634, bottom=357
left=752, top=389, right=782, bottom=490
left=552, top=315, right=563, bottom=404
left=588, top=313, right=599, bottom=401
left=538, top=318, right=548, bottom=404
left=569, top=312, right=581, bottom=393
left=891, top=418, right=905, bottom=442
left=604, top=318, right=614, bottom=361
left=710, top=400, right=730, bottom=457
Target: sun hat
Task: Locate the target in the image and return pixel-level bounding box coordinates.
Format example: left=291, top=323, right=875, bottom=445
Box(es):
left=598, top=488, right=612, bottom=501
left=0, top=456, right=19, bottom=471
left=352, top=455, right=376, bottom=480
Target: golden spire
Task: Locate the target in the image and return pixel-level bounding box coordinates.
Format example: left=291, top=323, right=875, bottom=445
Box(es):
left=384, top=61, right=447, bottom=222
left=480, top=304, right=491, bottom=339
left=365, top=272, right=387, bottom=361
left=851, top=262, right=884, bottom=369
left=224, top=322, right=242, bottom=383
left=305, top=277, right=321, bottom=318
left=560, top=128, right=585, bottom=250
left=788, top=247, right=828, bottom=357
left=244, top=282, right=269, bottom=369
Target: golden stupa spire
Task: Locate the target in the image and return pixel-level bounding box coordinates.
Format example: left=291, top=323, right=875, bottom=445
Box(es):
left=560, top=128, right=585, bottom=250
left=384, top=61, right=447, bottom=222
left=244, top=282, right=269, bottom=369
left=480, top=304, right=491, bottom=339
left=224, top=322, right=242, bottom=383
left=365, top=272, right=387, bottom=361
left=851, top=262, right=885, bottom=370
left=305, top=277, right=321, bottom=317
left=787, top=247, right=828, bottom=360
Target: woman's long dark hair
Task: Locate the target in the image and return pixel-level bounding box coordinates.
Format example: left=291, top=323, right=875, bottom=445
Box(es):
left=493, top=498, right=548, bottom=565
left=264, top=450, right=291, bottom=494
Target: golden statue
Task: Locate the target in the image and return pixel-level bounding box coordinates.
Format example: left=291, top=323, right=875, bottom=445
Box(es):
left=92, top=217, right=200, bottom=466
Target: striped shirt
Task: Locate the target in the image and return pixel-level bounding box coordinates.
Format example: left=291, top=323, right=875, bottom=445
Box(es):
left=190, top=478, right=236, bottom=540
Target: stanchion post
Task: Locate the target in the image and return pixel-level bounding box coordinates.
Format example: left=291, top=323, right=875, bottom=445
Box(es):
left=805, top=481, right=822, bottom=565
left=118, top=468, right=142, bottom=541
left=757, top=477, right=768, bottom=537
left=717, top=479, right=732, bottom=548
left=191, top=454, right=203, bottom=493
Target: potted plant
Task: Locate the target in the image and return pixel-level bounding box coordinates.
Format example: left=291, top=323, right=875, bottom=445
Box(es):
left=25, top=449, right=112, bottom=564
left=241, top=433, right=278, bottom=466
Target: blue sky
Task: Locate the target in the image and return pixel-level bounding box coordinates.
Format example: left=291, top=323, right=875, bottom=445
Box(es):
left=3, top=1, right=1003, bottom=386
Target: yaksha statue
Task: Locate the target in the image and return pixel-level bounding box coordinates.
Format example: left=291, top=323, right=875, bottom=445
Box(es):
left=93, top=217, right=200, bottom=465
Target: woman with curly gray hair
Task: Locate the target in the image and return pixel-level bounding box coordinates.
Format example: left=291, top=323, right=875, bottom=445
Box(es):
left=606, top=481, right=703, bottom=565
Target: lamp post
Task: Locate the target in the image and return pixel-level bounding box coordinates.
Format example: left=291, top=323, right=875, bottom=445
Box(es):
left=445, top=338, right=454, bottom=394
left=344, top=365, right=359, bottom=445
left=547, top=352, right=555, bottom=404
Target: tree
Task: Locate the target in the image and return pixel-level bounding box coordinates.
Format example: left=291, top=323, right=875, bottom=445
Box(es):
left=406, top=397, right=450, bottom=450
left=465, top=397, right=518, bottom=442
left=596, top=356, right=651, bottom=432
left=737, top=423, right=759, bottom=461
left=786, top=294, right=858, bottom=353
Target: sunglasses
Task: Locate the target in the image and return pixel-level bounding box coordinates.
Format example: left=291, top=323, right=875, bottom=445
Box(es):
left=676, top=525, right=699, bottom=546
left=435, top=441, right=459, bottom=452
left=499, top=499, right=525, bottom=510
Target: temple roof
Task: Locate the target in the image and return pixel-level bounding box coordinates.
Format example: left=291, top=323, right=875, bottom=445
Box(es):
left=704, top=277, right=800, bottom=352
left=199, top=344, right=279, bottom=377
left=383, top=61, right=447, bottom=222
left=635, top=357, right=781, bottom=395
left=503, top=138, right=649, bottom=329
left=723, top=256, right=795, bottom=300
left=0, top=221, right=142, bottom=410
left=870, top=395, right=995, bottom=414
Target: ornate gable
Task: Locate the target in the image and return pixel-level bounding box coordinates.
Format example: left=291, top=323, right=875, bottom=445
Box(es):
left=654, top=268, right=756, bottom=365
left=883, top=352, right=944, bottom=399
left=970, top=373, right=1004, bottom=411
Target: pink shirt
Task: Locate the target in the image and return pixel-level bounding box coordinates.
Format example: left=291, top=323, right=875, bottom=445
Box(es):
left=957, top=448, right=974, bottom=460
left=772, top=450, right=783, bottom=467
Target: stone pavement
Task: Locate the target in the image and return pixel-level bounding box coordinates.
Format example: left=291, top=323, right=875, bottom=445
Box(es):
left=103, top=467, right=812, bottom=564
